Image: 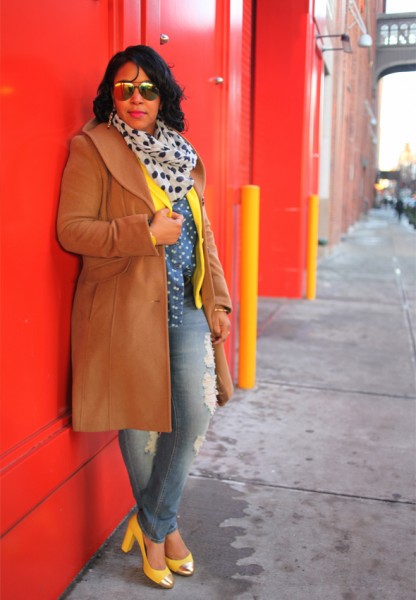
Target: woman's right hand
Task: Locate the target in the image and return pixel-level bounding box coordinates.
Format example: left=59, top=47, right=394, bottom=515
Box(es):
left=149, top=207, right=184, bottom=245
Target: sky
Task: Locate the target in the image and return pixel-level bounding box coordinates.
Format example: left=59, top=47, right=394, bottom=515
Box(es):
left=378, top=73, right=416, bottom=170
left=378, top=0, right=416, bottom=170
left=385, top=0, right=416, bottom=12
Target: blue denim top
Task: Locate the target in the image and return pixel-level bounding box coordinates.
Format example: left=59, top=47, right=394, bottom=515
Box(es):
left=165, top=197, right=197, bottom=327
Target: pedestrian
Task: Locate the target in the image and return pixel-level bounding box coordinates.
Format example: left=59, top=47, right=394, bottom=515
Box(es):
left=395, top=197, right=404, bottom=221
left=57, top=44, right=233, bottom=589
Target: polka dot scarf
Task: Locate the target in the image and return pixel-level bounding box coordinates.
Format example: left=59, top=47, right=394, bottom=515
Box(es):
left=112, top=115, right=197, bottom=204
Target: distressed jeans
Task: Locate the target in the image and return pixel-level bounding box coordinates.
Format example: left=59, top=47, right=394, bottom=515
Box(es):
left=118, top=285, right=217, bottom=543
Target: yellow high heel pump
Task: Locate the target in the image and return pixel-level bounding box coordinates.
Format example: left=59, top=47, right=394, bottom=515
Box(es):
left=121, top=515, right=174, bottom=589
left=165, top=552, right=194, bottom=576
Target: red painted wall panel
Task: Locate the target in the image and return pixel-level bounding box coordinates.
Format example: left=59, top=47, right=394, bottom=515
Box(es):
left=253, top=0, right=322, bottom=297
left=1, top=437, right=133, bottom=600
left=1, top=421, right=118, bottom=536
left=0, top=1, right=137, bottom=598
left=1, top=0, right=112, bottom=455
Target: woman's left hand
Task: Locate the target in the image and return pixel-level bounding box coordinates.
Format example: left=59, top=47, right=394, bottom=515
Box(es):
left=211, top=311, right=231, bottom=345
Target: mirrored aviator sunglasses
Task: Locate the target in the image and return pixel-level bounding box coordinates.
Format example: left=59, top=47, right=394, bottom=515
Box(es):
left=113, top=81, right=160, bottom=101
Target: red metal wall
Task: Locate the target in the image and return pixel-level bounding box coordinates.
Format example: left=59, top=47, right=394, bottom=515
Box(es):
left=0, top=1, right=247, bottom=598
left=1, top=0, right=327, bottom=593
left=253, top=0, right=323, bottom=297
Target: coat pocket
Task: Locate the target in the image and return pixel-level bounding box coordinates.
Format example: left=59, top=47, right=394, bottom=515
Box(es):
left=81, top=257, right=132, bottom=283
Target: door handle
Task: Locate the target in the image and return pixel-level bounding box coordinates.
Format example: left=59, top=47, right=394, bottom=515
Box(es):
left=209, top=77, right=224, bottom=85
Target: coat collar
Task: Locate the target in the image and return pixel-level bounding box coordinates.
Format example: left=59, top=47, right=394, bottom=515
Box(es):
left=82, top=119, right=206, bottom=210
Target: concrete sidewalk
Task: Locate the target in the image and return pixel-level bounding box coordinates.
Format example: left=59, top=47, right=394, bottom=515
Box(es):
left=61, top=209, right=416, bottom=600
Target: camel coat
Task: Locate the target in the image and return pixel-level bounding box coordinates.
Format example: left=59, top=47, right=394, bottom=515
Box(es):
left=58, top=120, right=233, bottom=432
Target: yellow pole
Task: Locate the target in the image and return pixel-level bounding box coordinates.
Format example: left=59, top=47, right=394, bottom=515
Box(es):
left=306, top=194, right=319, bottom=300
left=238, top=185, right=260, bottom=389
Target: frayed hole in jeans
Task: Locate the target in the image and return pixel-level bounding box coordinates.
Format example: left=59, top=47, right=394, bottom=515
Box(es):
left=203, top=333, right=217, bottom=415
left=193, top=435, right=205, bottom=455
left=144, top=431, right=159, bottom=455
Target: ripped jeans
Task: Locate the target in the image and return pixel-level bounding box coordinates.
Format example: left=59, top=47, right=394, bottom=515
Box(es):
left=118, top=286, right=217, bottom=543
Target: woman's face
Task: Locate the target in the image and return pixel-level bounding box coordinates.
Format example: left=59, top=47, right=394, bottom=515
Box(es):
left=112, top=61, right=161, bottom=134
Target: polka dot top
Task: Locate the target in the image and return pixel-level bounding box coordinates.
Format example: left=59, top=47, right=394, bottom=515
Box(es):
left=165, top=197, right=197, bottom=327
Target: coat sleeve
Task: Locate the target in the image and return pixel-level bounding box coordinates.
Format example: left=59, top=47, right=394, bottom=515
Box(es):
left=202, top=206, right=232, bottom=313
left=57, top=135, right=158, bottom=258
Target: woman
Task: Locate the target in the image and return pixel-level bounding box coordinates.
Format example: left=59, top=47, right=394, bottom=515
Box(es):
left=58, top=45, right=233, bottom=589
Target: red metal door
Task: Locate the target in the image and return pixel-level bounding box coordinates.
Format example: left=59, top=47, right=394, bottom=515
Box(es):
left=141, top=0, right=240, bottom=367
left=142, top=0, right=227, bottom=251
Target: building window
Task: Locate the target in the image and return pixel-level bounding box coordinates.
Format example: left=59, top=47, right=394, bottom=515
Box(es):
left=389, top=24, right=398, bottom=45
left=379, top=24, right=389, bottom=45
left=409, top=23, right=416, bottom=44
left=399, top=23, right=408, bottom=44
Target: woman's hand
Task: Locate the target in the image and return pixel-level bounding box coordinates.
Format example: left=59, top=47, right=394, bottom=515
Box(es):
left=149, top=207, right=184, bottom=245
left=211, top=310, right=231, bottom=345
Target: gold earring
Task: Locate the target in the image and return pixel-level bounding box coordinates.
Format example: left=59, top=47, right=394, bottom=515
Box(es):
left=107, top=107, right=116, bottom=129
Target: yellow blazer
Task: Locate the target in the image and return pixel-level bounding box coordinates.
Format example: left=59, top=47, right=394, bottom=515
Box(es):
left=140, top=164, right=205, bottom=309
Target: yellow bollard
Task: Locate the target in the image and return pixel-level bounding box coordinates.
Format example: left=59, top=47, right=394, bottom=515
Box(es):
left=238, top=185, right=260, bottom=389
left=306, top=194, right=319, bottom=300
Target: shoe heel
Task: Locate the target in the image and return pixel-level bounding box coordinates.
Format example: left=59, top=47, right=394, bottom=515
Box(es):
left=121, top=525, right=135, bottom=553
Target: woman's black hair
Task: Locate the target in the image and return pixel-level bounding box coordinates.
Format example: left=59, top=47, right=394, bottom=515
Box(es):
left=93, top=45, right=186, bottom=132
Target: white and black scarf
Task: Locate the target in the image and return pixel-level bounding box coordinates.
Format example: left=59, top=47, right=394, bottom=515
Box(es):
left=113, top=114, right=197, bottom=204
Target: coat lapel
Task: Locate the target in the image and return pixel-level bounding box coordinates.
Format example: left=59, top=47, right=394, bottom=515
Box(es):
left=83, top=120, right=156, bottom=213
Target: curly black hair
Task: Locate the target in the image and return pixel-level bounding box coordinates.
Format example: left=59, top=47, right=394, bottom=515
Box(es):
left=93, top=45, right=186, bottom=132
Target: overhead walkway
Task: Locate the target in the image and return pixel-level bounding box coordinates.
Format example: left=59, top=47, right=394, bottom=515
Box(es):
left=376, top=12, right=416, bottom=80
